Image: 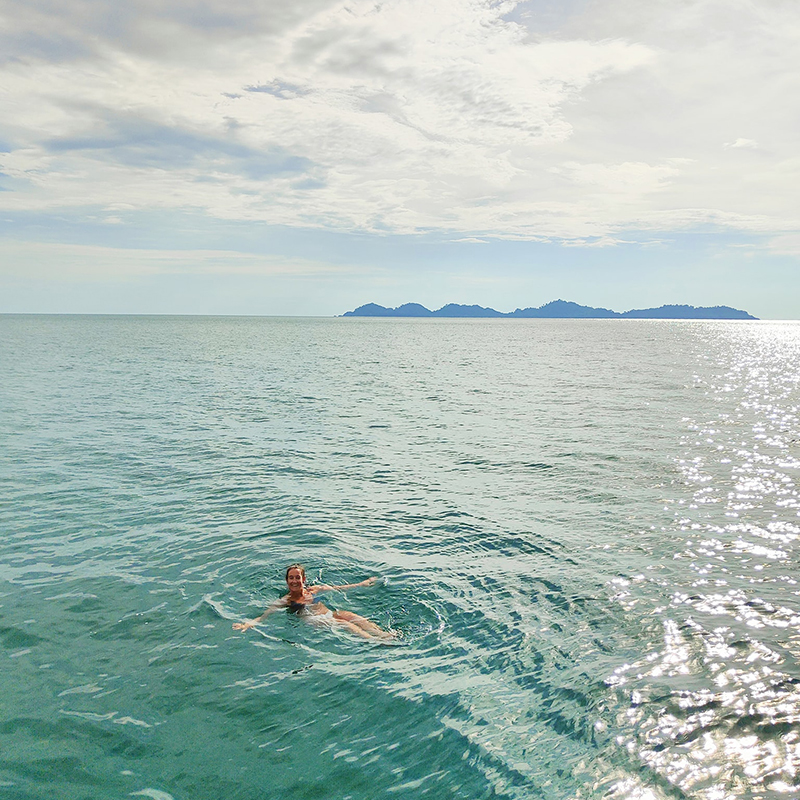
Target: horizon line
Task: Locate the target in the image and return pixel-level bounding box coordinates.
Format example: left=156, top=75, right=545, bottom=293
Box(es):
left=3, top=312, right=797, bottom=321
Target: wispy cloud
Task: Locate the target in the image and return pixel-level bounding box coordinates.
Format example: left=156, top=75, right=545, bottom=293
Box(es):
left=244, top=81, right=310, bottom=100
left=724, top=138, right=759, bottom=150
left=0, top=240, right=355, bottom=280
left=42, top=110, right=314, bottom=179
left=767, top=234, right=800, bottom=257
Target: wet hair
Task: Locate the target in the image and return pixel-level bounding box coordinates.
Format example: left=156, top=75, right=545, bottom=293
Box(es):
left=285, top=564, right=306, bottom=584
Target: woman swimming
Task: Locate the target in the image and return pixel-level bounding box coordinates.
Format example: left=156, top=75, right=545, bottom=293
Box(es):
left=232, top=564, right=395, bottom=640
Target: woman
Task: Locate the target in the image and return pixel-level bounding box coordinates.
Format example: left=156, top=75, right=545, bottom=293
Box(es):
left=233, top=564, right=395, bottom=640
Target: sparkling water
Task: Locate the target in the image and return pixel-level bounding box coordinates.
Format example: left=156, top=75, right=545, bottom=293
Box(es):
left=2, top=315, right=799, bottom=800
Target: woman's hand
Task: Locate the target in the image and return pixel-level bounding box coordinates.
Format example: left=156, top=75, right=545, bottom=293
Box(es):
left=362, top=576, right=379, bottom=587
left=232, top=619, right=257, bottom=631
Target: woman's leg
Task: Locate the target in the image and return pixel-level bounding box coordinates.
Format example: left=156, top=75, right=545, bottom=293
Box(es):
left=333, top=609, right=394, bottom=639
left=332, top=617, right=374, bottom=638
left=310, top=604, right=375, bottom=638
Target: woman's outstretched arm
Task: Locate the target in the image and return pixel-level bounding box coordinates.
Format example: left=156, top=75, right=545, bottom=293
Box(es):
left=233, top=598, right=287, bottom=630
left=310, top=577, right=378, bottom=595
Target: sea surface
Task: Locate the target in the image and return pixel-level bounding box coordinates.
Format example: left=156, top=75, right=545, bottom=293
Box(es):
left=2, top=315, right=800, bottom=800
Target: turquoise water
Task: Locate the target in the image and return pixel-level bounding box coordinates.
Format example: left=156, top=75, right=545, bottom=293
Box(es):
left=2, top=316, right=799, bottom=800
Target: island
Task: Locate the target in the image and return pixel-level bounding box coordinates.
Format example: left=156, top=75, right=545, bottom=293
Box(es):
left=342, top=300, right=757, bottom=319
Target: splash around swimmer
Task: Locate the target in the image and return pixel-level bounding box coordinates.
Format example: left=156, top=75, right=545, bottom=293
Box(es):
left=233, top=564, right=396, bottom=640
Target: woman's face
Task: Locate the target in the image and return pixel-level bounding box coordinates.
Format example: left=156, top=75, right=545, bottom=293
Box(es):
left=286, top=568, right=304, bottom=593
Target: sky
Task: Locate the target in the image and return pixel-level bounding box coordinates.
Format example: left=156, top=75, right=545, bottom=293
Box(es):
left=1, top=0, right=798, bottom=318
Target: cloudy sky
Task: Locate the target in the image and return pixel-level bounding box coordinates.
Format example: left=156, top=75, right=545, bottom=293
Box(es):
left=1, top=0, right=798, bottom=317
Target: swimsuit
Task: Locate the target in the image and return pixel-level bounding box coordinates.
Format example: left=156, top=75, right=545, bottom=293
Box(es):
left=287, top=596, right=326, bottom=615
left=287, top=596, right=334, bottom=621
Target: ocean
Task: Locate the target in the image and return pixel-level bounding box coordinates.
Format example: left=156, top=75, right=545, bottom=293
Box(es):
left=1, top=315, right=799, bottom=800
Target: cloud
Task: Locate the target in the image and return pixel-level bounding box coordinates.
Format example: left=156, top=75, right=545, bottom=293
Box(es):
left=0, top=0, right=341, bottom=63
left=0, top=240, right=354, bottom=280
left=767, top=233, right=800, bottom=257
left=551, top=160, right=681, bottom=193
left=0, top=0, right=798, bottom=245
left=244, top=81, right=310, bottom=100
left=561, top=235, right=631, bottom=248
left=723, top=138, right=759, bottom=150
left=41, top=111, right=314, bottom=179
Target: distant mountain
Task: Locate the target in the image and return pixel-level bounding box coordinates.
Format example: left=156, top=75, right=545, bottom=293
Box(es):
left=509, top=300, right=617, bottom=318
left=342, top=300, right=757, bottom=320
left=349, top=302, right=434, bottom=317
left=432, top=303, right=504, bottom=317
left=620, top=304, right=756, bottom=319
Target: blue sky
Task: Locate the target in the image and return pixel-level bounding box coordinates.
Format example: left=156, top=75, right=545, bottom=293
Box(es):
left=1, top=0, right=798, bottom=317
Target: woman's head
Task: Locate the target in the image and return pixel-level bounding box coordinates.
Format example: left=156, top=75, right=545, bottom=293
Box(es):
left=285, top=563, right=306, bottom=590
